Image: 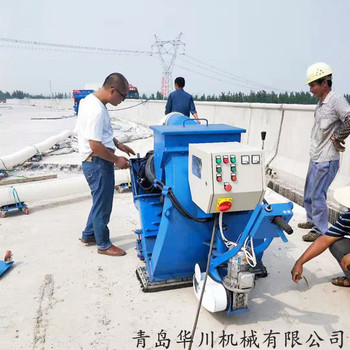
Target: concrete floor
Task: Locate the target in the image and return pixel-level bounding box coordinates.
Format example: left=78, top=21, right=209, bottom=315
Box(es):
left=0, top=103, right=349, bottom=349
left=0, top=189, right=349, bottom=350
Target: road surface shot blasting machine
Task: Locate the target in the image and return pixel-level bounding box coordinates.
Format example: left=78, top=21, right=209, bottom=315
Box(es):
left=130, top=114, right=293, bottom=314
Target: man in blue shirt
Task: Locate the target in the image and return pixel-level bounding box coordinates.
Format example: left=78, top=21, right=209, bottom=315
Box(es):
left=165, top=77, right=200, bottom=122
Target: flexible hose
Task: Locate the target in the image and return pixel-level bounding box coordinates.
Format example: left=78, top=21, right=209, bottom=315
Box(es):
left=188, top=214, right=218, bottom=350
left=167, top=188, right=212, bottom=223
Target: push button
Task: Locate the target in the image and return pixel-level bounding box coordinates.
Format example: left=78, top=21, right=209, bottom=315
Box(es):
left=231, top=165, right=236, bottom=172
left=215, top=156, right=222, bottom=164
left=231, top=174, right=237, bottom=181
left=223, top=155, right=229, bottom=164
left=224, top=182, right=232, bottom=192
left=216, top=175, right=222, bottom=182
left=230, top=155, right=236, bottom=163
left=216, top=165, right=222, bottom=173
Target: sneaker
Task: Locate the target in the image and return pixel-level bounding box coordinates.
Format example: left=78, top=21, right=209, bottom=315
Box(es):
left=298, top=222, right=314, bottom=229
left=302, top=230, right=321, bottom=242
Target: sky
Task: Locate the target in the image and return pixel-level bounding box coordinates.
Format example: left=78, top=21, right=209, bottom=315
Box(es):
left=1, top=0, right=350, bottom=96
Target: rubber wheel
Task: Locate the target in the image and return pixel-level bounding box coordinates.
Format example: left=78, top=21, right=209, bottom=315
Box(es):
left=0, top=211, right=6, bottom=218
left=24, top=208, right=29, bottom=215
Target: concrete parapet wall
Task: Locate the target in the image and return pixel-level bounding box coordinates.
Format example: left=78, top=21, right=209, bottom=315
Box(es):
left=8, top=98, right=350, bottom=214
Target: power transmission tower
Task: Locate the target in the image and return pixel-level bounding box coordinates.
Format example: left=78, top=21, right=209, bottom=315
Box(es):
left=152, top=33, right=185, bottom=98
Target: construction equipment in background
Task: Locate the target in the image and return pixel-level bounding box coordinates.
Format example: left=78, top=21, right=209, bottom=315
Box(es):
left=72, top=84, right=140, bottom=115
left=130, top=113, right=293, bottom=314
left=0, top=187, right=29, bottom=217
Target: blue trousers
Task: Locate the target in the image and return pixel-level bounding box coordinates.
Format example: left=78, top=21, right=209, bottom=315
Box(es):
left=82, top=157, right=115, bottom=250
left=304, top=160, right=339, bottom=234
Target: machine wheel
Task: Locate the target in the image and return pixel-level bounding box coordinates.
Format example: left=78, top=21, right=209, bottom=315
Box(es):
left=0, top=210, right=6, bottom=218
left=23, top=208, right=29, bottom=215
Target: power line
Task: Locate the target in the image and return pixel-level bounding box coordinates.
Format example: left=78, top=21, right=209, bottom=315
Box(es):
left=0, top=37, right=153, bottom=56
left=174, top=62, right=262, bottom=91
left=183, top=54, right=285, bottom=92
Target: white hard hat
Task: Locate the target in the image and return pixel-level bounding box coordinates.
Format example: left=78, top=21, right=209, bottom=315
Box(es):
left=306, top=62, right=333, bottom=85
left=334, top=186, right=350, bottom=208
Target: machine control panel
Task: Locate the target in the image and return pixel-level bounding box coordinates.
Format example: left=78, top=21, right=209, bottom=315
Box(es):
left=189, top=142, right=265, bottom=213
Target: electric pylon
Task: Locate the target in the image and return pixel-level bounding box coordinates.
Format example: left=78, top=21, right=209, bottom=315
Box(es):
left=152, top=33, right=185, bottom=98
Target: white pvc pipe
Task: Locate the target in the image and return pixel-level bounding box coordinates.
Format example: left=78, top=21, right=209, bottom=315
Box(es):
left=0, top=130, right=72, bottom=170
left=0, top=170, right=130, bottom=207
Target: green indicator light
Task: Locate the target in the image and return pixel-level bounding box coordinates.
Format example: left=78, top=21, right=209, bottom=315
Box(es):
left=231, top=166, right=236, bottom=172
left=216, top=166, right=222, bottom=173
left=231, top=156, right=236, bottom=163
left=216, top=158, right=222, bottom=164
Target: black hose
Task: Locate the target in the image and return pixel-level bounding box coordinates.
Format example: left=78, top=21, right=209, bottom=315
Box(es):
left=167, top=188, right=212, bottom=223
left=272, top=216, right=293, bottom=235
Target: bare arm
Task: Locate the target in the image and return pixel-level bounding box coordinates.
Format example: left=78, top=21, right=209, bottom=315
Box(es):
left=113, top=138, right=135, bottom=156
left=291, top=235, right=340, bottom=282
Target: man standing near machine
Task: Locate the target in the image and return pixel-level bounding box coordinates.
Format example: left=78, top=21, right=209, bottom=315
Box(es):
left=165, top=77, right=200, bottom=123
left=76, top=72, right=135, bottom=256
left=298, top=62, right=350, bottom=242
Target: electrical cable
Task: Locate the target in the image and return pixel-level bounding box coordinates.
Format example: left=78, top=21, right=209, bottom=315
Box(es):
left=218, top=212, right=236, bottom=248
left=108, top=99, right=149, bottom=112
left=183, top=54, right=284, bottom=92
left=188, top=214, right=218, bottom=350
left=0, top=38, right=153, bottom=56
left=242, top=236, right=257, bottom=267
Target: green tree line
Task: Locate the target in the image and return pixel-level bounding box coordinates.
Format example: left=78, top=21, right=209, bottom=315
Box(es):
left=0, top=90, right=70, bottom=99
left=141, top=91, right=350, bottom=104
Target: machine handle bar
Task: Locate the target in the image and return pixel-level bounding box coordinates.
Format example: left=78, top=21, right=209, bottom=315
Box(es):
left=183, top=118, right=209, bottom=127
left=272, top=216, right=293, bottom=235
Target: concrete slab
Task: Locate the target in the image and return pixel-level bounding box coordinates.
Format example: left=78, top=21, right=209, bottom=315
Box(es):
left=0, top=189, right=349, bottom=350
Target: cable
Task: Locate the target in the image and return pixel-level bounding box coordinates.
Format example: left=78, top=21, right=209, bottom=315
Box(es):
left=184, top=54, right=284, bottom=92
left=174, top=62, right=261, bottom=91
left=188, top=214, right=218, bottom=350
left=242, top=236, right=257, bottom=267
left=108, top=99, right=149, bottom=111
left=0, top=38, right=153, bottom=56
left=218, top=212, right=236, bottom=248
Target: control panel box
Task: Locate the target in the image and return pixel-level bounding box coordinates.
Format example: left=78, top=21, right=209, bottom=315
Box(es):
left=189, top=142, right=265, bottom=213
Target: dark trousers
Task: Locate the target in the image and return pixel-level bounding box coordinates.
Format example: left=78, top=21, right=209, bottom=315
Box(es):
left=329, top=238, right=350, bottom=281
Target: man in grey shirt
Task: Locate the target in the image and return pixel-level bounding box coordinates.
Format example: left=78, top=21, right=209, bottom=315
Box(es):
left=299, top=62, right=350, bottom=241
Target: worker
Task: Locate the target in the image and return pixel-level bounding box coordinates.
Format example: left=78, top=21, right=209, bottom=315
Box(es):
left=165, top=77, right=200, bottom=123
left=298, top=62, right=350, bottom=242
left=76, top=73, right=135, bottom=256
left=292, top=186, right=350, bottom=287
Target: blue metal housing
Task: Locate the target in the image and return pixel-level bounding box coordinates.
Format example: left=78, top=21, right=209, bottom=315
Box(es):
left=131, top=114, right=293, bottom=311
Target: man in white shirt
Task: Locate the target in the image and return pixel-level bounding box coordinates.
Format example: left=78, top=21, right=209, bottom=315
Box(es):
left=76, top=73, right=135, bottom=256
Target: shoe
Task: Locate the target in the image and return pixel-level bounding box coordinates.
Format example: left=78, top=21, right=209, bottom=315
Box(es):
left=98, top=244, right=126, bottom=256
left=302, top=230, right=321, bottom=242
left=79, top=236, right=96, bottom=245
left=331, top=276, right=350, bottom=287
left=298, top=222, right=314, bottom=229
